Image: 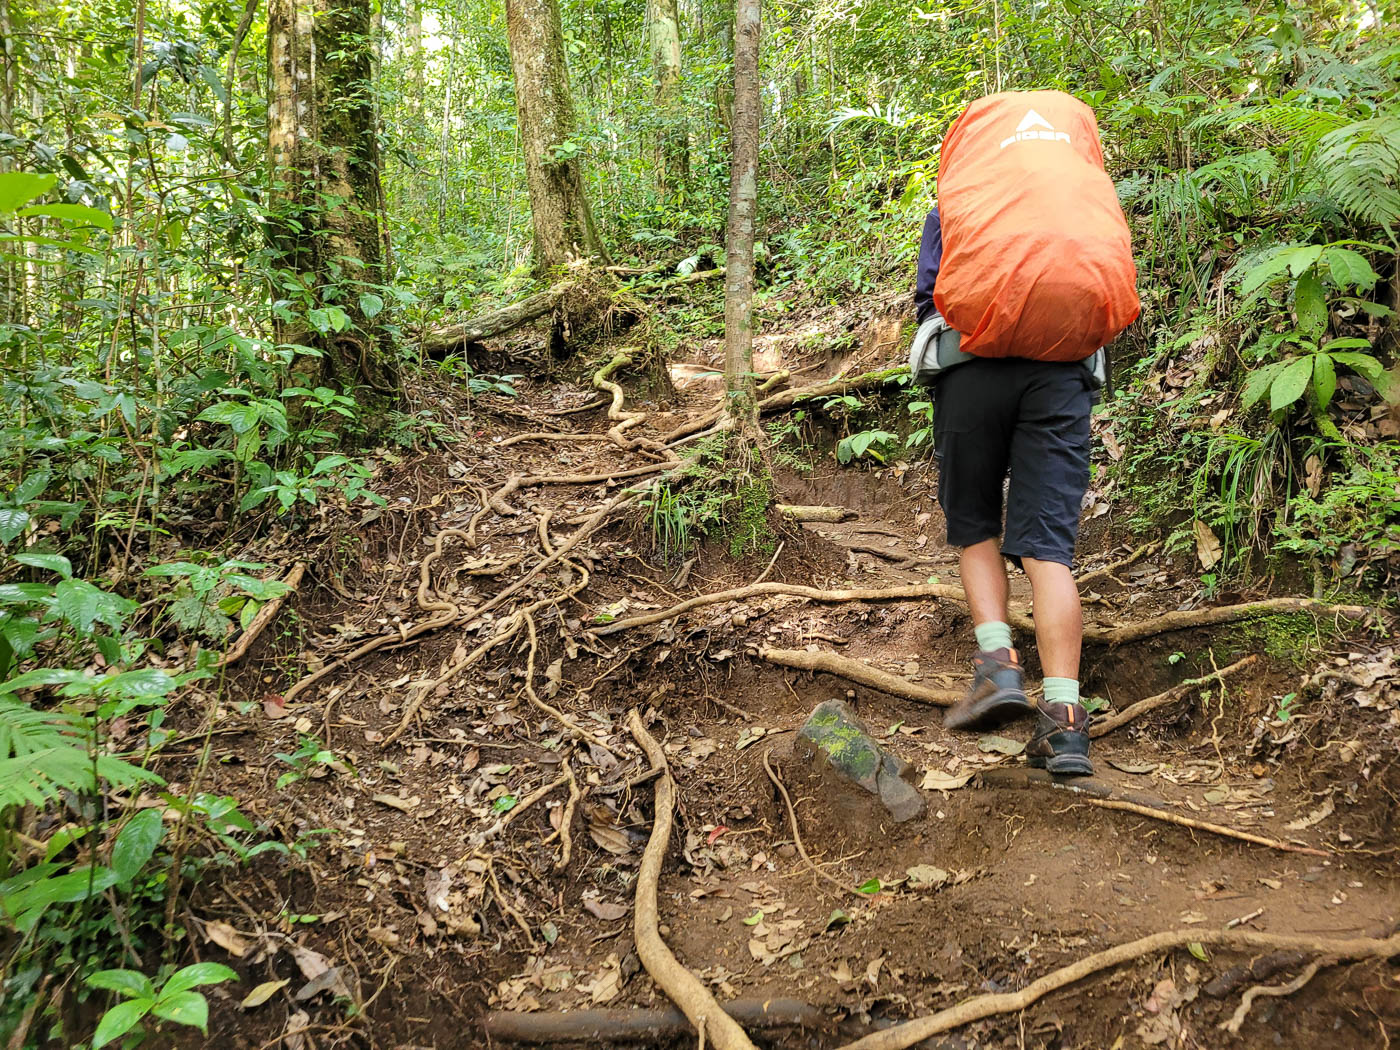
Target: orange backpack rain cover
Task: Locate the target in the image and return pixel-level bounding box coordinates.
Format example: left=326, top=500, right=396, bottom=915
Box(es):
left=932, top=90, right=1140, bottom=362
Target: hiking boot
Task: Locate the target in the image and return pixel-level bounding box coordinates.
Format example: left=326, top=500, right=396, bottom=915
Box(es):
left=1026, top=701, right=1094, bottom=776
left=943, top=648, right=1033, bottom=731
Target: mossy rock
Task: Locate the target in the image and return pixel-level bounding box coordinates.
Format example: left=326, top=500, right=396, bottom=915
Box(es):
left=795, top=699, right=925, bottom=823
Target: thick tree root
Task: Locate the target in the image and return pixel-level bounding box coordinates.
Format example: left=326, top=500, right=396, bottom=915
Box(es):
left=832, top=929, right=1400, bottom=1050
left=757, top=647, right=961, bottom=706
left=627, top=710, right=760, bottom=1050
left=1091, top=655, right=1257, bottom=737
left=1084, top=597, right=1374, bottom=646
left=480, top=998, right=823, bottom=1044
left=777, top=504, right=856, bottom=523
left=591, top=581, right=991, bottom=638
left=980, top=767, right=1330, bottom=857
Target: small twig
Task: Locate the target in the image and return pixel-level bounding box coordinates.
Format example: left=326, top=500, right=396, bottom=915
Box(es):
left=753, top=541, right=784, bottom=584
left=761, top=748, right=863, bottom=899
left=1075, top=541, right=1161, bottom=590
left=1221, top=960, right=1323, bottom=1035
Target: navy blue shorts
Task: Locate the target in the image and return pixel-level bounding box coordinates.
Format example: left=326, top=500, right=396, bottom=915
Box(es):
left=932, top=358, right=1094, bottom=568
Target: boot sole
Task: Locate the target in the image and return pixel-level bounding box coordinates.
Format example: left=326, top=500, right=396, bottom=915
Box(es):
left=943, top=689, right=1034, bottom=731
left=1029, top=752, right=1095, bottom=777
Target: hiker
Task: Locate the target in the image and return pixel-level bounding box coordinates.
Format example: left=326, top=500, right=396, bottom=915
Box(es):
left=909, top=90, right=1140, bottom=776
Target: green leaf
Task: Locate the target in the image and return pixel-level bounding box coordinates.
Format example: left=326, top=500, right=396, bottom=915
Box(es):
left=1328, top=351, right=1384, bottom=382
left=1322, top=247, right=1379, bottom=293
left=1293, top=271, right=1327, bottom=341
left=111, top=808, right=165, bottom=883
left=53, top=578, right=137, bottom=634
left=92, top=998, right=152, bottom=1048
left=95, top=668, right=175, bottom=700
left=13, top=472, right=51, bottom=503
left=16, top=203, right=113, bottom=230
left=1188, top=941, right=1210, bottom=962
left=1312, top=353, right=1337, bottom=409
left=0, top=172, right=58, bottom=213
left=491, top=794, right=517, bottom=814
left=824, top=908, right=851, bottom=930
left=151, top=990, right=209, bottom=1031
left=1270, top=357, right=1314, bottom=412
left=358, top=292, right=384, bottom=318
left=1242, top=360, right=1288, bottom=408
left=12, top=552, right=72, bottom=578
left=87, top=969, right=156, bottom=999
left=0, top=508, right=30, bottom=544
left=0, top=582, right=55, bottom=603
left=856, top=877, right=882, bottom=895
left=162, top=962, right=237, bottom=997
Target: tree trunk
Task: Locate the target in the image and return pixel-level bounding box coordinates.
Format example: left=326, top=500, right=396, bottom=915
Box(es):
left=505, top=0, right=608, bottom=272
left=648, top=0, right=687, bottom=197
left=267, top=0, right=397, bottom=394
left=722, top=0, right=761, bottom=440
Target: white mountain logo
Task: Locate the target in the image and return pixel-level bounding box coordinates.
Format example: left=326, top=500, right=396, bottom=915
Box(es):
left=1000, top=108, right=1072, bottom=149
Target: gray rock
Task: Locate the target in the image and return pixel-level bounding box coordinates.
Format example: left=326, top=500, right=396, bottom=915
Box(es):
left=794, top=699, right=925, bottom=823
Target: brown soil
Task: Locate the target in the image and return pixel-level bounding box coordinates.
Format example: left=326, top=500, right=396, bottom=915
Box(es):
left=155, top=319, right=1399, bottom=1050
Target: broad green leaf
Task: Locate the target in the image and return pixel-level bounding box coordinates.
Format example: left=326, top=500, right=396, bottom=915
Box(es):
left=1322, top=247, right=1379, bottom=293
left=1312, top=353, right=1337, bottom=409
left=13, top=472, right=51, bottom=503
left=87, top=969, right=156, bottom=999
left=0, top=508, right=30, bottom=544
left=1270, top=357, right=1314, bottom=412
left=856, top=877, right=883, bottom=894
left=1293, top=271, right=1327, bottom=341
left=92, top=998, right=152, bottom=1048
left=16, top=203, right=113, bottom=230
left=163, top=962, right=237, bottom=996
left=12, top=552, right=72, bottom=578
left=0, top=172, right=58, bottom=213
left=1321, top=337, right=1372, bottom=350
left=1328, top=351, right=1384, bottom=382
left=150, top=990, right=208, bottom=1030
left=1282, top=245, right=1324, bottom=278
left=53, top=578, right=136, bottom=634
left=3, top=865, right=120, bottom=913
left=0, top=667, right=87, bottom=693
left=95, top=668, right=174, bottom=700
left=358, top=292, right=384, bottom=318
left=0, top=582, right=55, bottom=603
left=111, top=808, right=165, bottom=882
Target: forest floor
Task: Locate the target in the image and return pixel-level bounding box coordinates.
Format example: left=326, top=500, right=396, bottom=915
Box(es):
left=160, top=300, right=1400, bottom=1050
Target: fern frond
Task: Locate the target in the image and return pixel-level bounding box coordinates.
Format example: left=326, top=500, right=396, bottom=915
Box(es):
left=0, top=748, right=159, bottom=810
left=0, top=697, right=84, bottom=758
left=1316, top=114, right=1400, bottom=231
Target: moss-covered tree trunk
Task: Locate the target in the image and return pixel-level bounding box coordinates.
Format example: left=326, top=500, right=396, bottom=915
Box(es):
left=267, top=0, right=397, bottom=395
left=648, top=0, right=687, bottom=198
left=505, top=0, right=608, bottom=272
left=722, top=0, right=762, bottom=444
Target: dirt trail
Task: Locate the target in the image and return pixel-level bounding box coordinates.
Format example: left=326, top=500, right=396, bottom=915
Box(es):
left=176, top=327, right=1399, bottom=1050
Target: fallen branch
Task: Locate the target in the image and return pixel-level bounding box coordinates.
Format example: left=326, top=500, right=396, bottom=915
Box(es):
left=217, top=561, right=306, bottom=667
left=979, top=767, right=1330, bottom=858
left=757, top=647, right=961, bottom=706
left=627, top=710, right=760, bottom=1050
left=419, top=283, right=571, bottom=354
left=1084, top=598, right=1373, bottom=646
left=1090, top=655, right=1258, bottom=737
left=1075, top=541, right=1161, bottom=590
left=591, top=581, right=994, bottom=638
left=762, top=748, right=864, bottom=899
left=1221, top=960, right=1322, bottom=1035
left=481, top=999, right=823, bottom=1044
left=832, top=929, right=1400, bottom=1050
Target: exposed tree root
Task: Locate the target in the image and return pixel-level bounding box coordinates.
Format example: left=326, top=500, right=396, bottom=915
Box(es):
left=1075, top=540, right=1161, bottom=589
left=980, top=767, right=1330, bottom=857
left=762, top=748, right=864, bottom=899
left=662, top=368, right=891, bottom=446
left=1221, top=960, right=1322, bottom=1035
left=778, top=504, right=856, bottom=523
left=1091, top=655, right=1258, bottom=737
left=627, top=709, right=760, bottom=1050
left=591, top=581, right=989, bottom=638
left=548, top=759, right=581, bottom=871
left=480, top=998, right=824, bottom=1044
left=832, top=929, right=1400, bottom=1050
left=757, top=647, right=961, bottom=706
left=217, top=561, right=306, bottom=667
left=1084, top=598, right=1374, bottom=646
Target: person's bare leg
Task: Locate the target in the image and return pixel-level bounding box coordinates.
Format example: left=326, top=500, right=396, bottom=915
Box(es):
left=1021, top=556, right=1081, bottom=679
left=959, top=538, right=1009, bottom=627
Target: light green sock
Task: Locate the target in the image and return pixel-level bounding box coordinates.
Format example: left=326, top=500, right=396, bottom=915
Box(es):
left=973, top=621, right=1013, bottom=652
left=1043, top=677, right=1080, bottom=706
